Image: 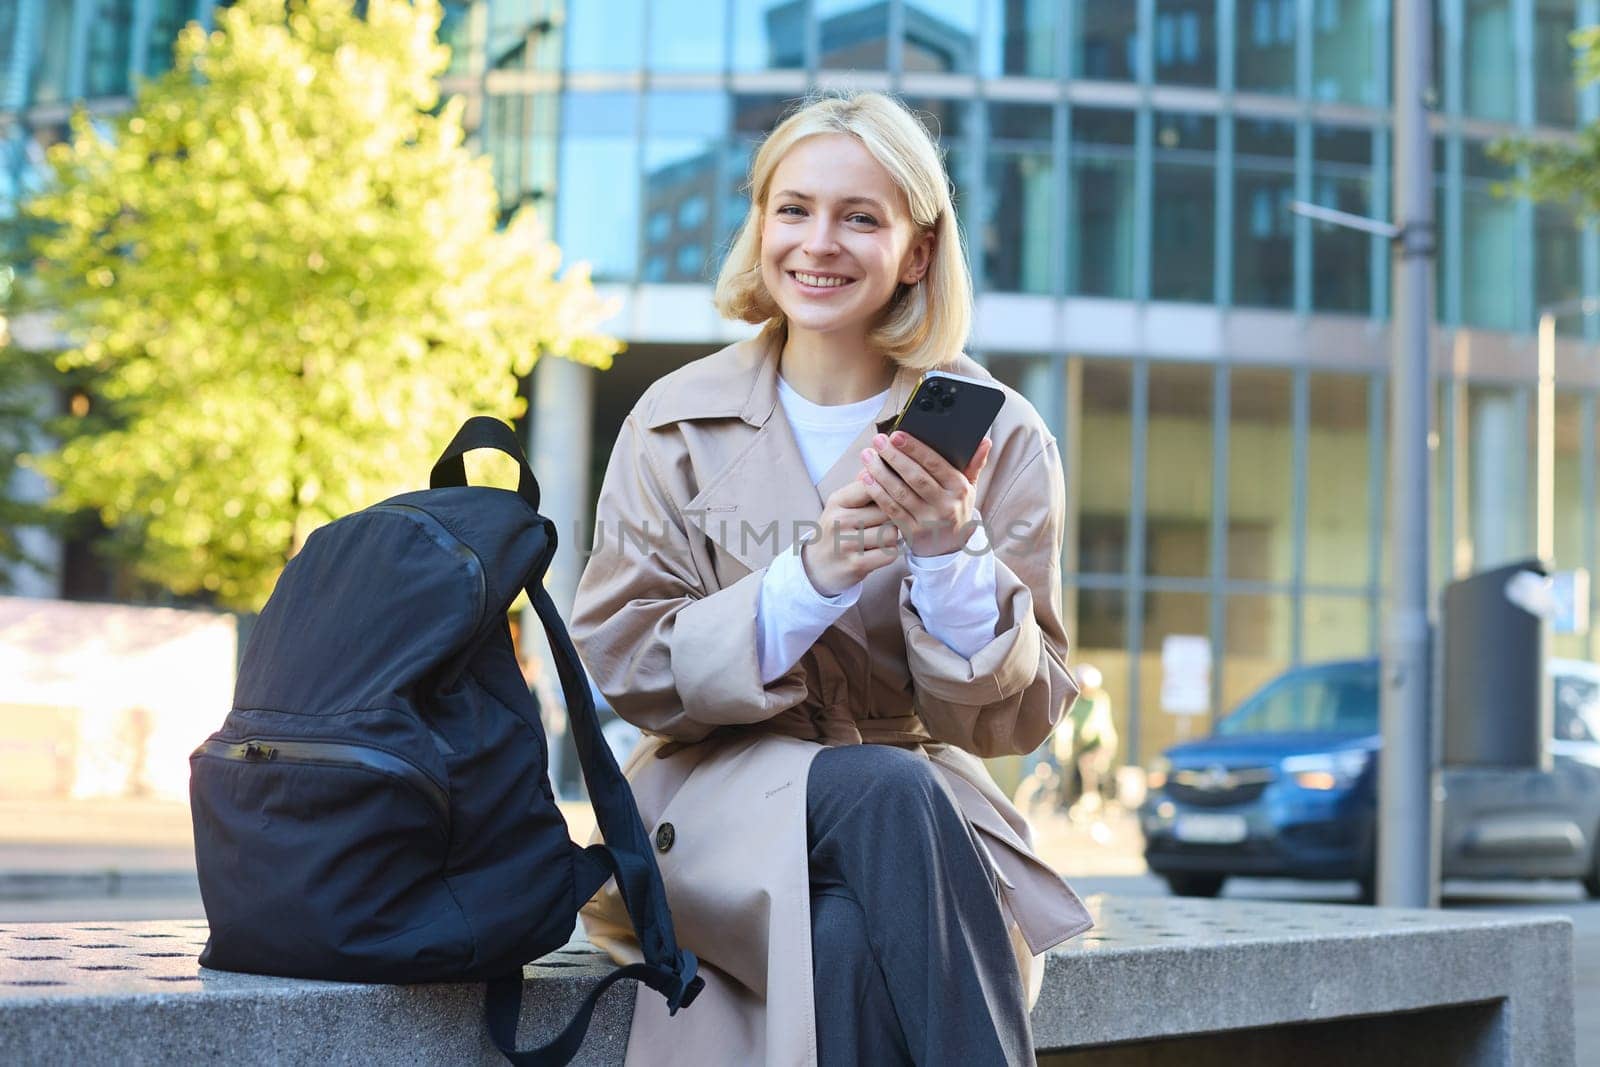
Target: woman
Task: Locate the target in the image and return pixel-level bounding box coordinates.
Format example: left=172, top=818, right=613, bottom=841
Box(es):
left=572, top=91, right=1092, bottom=1066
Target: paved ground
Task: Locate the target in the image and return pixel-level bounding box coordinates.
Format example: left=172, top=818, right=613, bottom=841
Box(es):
left=3, top=796, right=1594, bottom=1060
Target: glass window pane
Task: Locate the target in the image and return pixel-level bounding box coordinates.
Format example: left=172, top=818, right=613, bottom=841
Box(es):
left=1554, top=392, right=1585, bottom=573
left=1070, top=108, right=1136, bottom=298
left=1306, top=373, right=1373, bottom=586
left=1465, top=0, right=1516, bottom=121
left=1554, top=673, right=1600, bottom=740
left=1462, top=141, right=1519, bottom=330
left=1078, top=361, right=1134, bottom=575
left=981, top=0, right=1060, bottom=78
left=1078, top=3, right=1139, bottom=81
left=1227, top=368, right=1294, bottom=582
left=1536, top=203, right=1583, bottom=335
left=1237, top=0, right=1298, bottom=94
left=1311, top=0, right=1378, bottom=104
left=566, top=0, right=644, bottom=71
left=1233, top=118, right=1296, bottom=308
left=1153, top=0, right=1217, bottom=86
left=558, top=93, right=641, bottom=282
left=650, top=0, right=728, bottom=71
left=1311, top=126, right=1375, bottom=313
left=1151, top=113, right=1216, bottom=302
left=1141, top=592, right=1213, bottom=748
left=1466, top=384, right=1534, bottom=568
left=733, top=0, right=807, bottom=69
left=86, top=0, right=136, bottom=97
left=985, top=103, right=1055, bottom=294
left=903, top=96, right=973, bottom=233
left=487, top=92, right=558, bottom=214
left=643, top=93, right=730, bottom=284
left=1301, top=595, right=1372, bottom=660
left=1536, top=0, right=1579, bottom=127
left=1072, top=591, right=1134, bottom=765
left=146, top=0, right=195, bottom=77
left=904, top=0, right=982, bottom=74
left=819, top=0, right=890, bottom=69
left=489, top=0, right=560, bottom=71
left=1145, top=363, right=1214, bottom=579
left=1218, top=660, right=1378, bottom=733
left=32, top=1, right=75, bottom=106
left=1223, top=595, right=1291, bottom=712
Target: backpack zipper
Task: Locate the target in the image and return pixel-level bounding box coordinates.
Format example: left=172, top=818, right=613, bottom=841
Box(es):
left=368, top=503, right=487, bottom=631
left=197, top=737, right=450, bottom=828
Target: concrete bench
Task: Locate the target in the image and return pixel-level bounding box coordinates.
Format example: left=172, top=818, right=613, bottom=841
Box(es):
left=0, top=896, right=1573, bottom=1065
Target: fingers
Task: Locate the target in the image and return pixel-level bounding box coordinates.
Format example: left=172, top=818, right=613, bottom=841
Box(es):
left=881, top=431, right=969, bottom=494
left=827, top=477, right=876, bottom=510
left=867, top=435, right=948, bottom=503
left=834, top=503, right=890, bottom=530
left=962, top=437, right=993, bottom=484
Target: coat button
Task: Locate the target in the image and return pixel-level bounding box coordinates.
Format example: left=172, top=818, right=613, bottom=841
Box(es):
left=654, top=822, right=676, bottom=853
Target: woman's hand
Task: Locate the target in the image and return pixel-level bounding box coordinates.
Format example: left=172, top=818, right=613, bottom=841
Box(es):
left=859, top=430, right=993, bottom=558
left=800, top=478, right=903, bottom=597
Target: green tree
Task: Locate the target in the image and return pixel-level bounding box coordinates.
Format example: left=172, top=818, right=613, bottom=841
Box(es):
left=21, top=0, right=618, bottom=610
left=1495, top=27, right=1600, bottom=214
left=0, top=269, right=56, bottom=590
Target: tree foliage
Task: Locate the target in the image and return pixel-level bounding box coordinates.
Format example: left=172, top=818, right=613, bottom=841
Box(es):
left=0, top=270, right=56, bottom=589
left=22, top=0, right=619, bottom=609
left=1494, top=27, right=1600, bottom=215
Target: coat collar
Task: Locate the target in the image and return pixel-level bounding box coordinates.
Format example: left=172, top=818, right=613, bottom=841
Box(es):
left=651, top=331, right=924, bottom=651
left=643, top=329, right=922, bottom=437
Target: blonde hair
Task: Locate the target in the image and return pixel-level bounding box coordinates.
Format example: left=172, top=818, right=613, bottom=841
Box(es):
left=713, top=91, right=972, bottom=372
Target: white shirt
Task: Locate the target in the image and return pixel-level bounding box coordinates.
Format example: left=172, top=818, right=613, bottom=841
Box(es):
left=756, top=376, right=1001, bottom=685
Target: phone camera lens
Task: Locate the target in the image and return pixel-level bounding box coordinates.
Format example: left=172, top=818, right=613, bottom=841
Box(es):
left=939, top=394, right=955, bottom=408
left=918, top=398, right=935, bottom=412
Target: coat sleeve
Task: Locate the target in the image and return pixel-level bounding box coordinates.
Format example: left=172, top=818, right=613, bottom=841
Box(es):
left=569, top=412, right=810, bottom=743
left=898, top=436, right=1078, bottom=757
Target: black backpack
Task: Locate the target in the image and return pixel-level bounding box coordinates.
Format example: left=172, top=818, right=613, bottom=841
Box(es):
left=189, top=416, right=702, bottom=1064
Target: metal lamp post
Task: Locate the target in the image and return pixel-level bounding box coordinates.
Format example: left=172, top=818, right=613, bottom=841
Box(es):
left=1287, top=0, right=1436, bottom=909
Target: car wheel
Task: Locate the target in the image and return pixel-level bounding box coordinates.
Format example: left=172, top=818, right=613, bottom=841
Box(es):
left=1355, top=873, right=1377, bottom=906
left=1165, top=874, right=1225, bottom=898
left=1585, top=844, right=1600, bottom=900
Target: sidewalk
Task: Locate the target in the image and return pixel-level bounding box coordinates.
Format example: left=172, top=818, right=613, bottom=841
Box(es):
left=0, top=793, right=1148, bottom=918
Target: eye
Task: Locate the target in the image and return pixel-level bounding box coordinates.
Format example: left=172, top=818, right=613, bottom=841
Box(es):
left=776, top=204, right=805, bottom=217
left=847, top=213, right=879, bottom=227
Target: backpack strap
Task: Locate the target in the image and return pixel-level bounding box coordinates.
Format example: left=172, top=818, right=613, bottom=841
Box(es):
left=527, top=581, right=702, bottom=1002
left=481, top=580, right=702, bottom=1066
left=429, top=418, right=702, bottom=1064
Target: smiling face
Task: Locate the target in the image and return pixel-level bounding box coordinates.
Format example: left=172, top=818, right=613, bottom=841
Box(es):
left=758, top=133, right=933, bottom=344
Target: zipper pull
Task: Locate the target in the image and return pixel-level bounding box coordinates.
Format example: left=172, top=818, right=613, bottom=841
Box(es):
left=242, top=742, right=277, bottom=762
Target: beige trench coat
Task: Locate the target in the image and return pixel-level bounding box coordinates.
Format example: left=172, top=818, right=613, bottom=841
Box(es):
left=571, top=334, right=1093, bottom=1066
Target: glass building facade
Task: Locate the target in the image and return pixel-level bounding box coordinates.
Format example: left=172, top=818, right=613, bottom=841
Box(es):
left=7, top=1, right=1600, bottom=766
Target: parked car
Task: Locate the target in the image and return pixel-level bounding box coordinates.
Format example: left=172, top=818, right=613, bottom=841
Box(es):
left=1140, top=657, right=1600, bottom=899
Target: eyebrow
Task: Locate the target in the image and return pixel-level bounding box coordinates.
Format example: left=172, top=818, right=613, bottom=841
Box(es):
left=773, top=190, right=890, bottom=214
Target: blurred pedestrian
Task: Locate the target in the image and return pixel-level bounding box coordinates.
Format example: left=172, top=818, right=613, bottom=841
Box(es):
left=1057, top=663, right=1118, bottom=819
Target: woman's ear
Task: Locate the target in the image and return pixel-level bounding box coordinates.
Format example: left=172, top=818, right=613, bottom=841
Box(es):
left=901, top=230, right=935, bottom=285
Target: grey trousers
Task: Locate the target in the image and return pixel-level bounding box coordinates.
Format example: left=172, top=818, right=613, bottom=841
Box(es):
left=807, top=744, right=1035, bottom=1067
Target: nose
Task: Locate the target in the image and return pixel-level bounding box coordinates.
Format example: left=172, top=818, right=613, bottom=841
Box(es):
left=801, top=215, right=841, bottom=258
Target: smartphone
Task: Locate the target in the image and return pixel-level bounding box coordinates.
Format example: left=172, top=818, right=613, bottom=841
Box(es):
left=887, top=370, right=1005, bottom=472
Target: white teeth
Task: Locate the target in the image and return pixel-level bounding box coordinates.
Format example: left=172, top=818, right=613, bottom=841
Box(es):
left=793, top=272, right=851, bottom=288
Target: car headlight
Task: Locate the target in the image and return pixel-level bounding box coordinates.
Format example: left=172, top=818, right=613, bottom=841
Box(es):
left=1282, top=749, right=1371, bottom=791
left=1146, top=756, right=1172, bottom=792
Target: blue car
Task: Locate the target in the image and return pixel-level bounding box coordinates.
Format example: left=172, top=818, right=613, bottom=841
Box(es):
left=1140, top=657, right=1600, bottom=899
